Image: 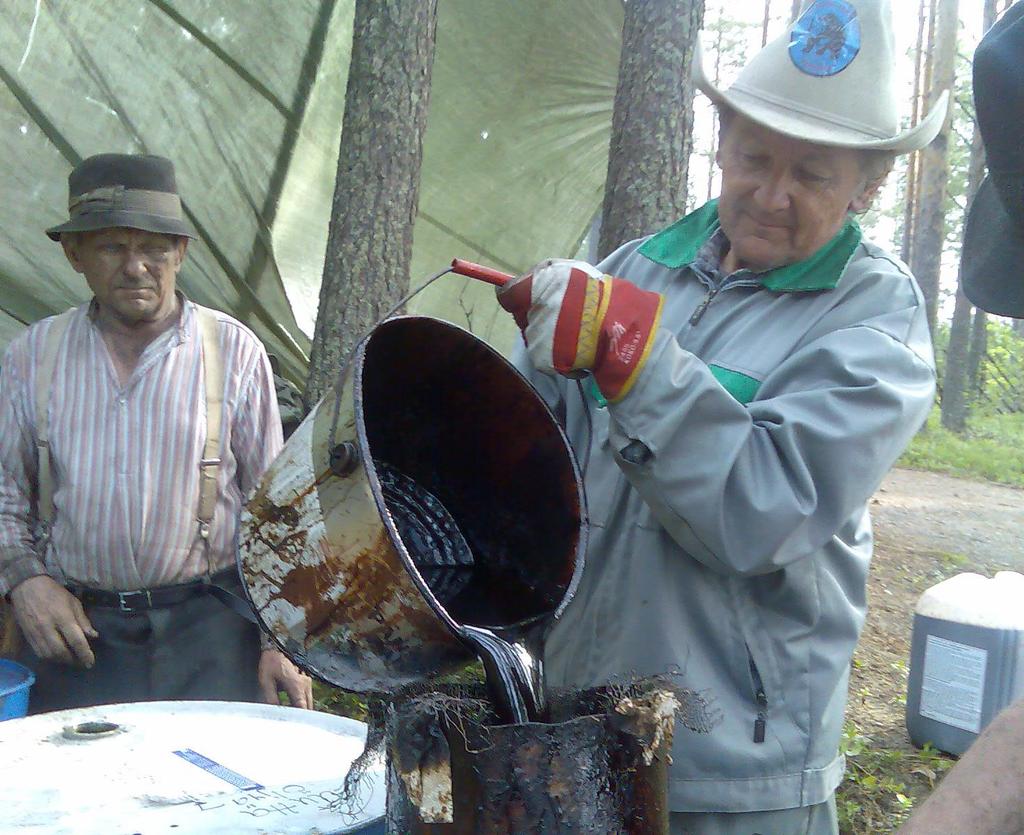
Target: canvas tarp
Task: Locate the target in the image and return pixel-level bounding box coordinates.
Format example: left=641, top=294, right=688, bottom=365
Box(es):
left=0, top=0, right=624, bottom=384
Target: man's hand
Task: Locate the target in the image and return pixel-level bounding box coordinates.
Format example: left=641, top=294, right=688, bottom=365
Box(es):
left=258, top=649, right=313, bottom=709
left=497, top=258, right=664, bottom=403
left=10, top=575, right=97, bottom=668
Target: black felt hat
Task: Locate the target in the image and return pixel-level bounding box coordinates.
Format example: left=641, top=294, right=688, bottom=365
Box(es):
left=46, top=153, right=197, bottom=242
left=961, top=2, right=1024, bottom=318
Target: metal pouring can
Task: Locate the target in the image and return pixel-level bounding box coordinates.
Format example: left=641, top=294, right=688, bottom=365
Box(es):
left=238, top=316, right=586, bottom=693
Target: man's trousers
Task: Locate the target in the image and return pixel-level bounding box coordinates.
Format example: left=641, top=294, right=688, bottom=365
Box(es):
left=19, top=584, right=262, bottom=714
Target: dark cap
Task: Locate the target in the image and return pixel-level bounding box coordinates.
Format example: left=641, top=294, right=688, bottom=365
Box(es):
left=45, top=153, right=197, bottom=242
left=961, top=2, right=1024, bottom=318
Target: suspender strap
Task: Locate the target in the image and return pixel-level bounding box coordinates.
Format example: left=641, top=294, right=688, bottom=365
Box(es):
left=35, top=309, right=76, bottom=526
left=195, top=306, right=224, bottom=540
left=33, top=304, right=232, bottom=591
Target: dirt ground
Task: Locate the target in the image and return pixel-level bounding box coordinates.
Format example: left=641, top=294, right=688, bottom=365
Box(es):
left=848, top=467, right=1024, bottom=751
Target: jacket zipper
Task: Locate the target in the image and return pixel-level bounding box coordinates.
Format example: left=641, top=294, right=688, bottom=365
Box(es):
left=689, top=272, right=765, bottom=326
left=747, top=645, right=768, bottom=744
left=689, top=285, right=720, bottom=325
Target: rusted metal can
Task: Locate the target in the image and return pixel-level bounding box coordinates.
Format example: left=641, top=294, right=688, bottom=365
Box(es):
left=385, top=684, right=676, bottom=833
left=238, top=316, right=586, bottom=693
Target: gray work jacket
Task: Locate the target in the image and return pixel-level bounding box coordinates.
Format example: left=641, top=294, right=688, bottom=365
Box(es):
left=513, top=201, right=936, bottom=813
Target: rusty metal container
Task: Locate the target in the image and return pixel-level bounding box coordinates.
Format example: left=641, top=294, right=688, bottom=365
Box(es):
left=385, top=684, right=675, bottom=833
left=238, top=316, right=586, bottom=693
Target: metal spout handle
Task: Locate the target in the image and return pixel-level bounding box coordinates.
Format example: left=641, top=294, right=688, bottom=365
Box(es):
left=450, top=259, right=513, bottom=287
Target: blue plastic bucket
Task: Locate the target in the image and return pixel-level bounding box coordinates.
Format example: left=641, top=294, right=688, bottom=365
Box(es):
left=0, top=658, right=34, bottom=720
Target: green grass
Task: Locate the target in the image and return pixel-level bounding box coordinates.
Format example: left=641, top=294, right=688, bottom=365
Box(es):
left=898, top=409, right=1024, bottom=487
left=836, top=721, right=954, bottom=834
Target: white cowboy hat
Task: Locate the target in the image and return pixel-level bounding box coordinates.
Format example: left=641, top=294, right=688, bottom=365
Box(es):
left=694, top=0, right=949, bottom=153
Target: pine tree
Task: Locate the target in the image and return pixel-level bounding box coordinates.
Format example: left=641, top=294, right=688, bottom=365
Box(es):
left=909, top=0, right=959, bottom=333
left=598, top=0, right=705, bottom=259
left=901, top=0, right=929, bottom=265
left=305, top=0, right=438, bottom=405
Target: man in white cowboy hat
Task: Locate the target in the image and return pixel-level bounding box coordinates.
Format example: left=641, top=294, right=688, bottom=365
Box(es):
left=0, top=153, right=312, bottom=712
left=496, top=1, right=947, bottom=831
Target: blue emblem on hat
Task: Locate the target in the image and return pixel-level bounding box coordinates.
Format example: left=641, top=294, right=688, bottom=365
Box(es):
left=789, top=0, right=861, bottom=77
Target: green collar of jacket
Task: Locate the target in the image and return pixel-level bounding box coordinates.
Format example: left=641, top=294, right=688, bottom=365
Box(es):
left=636, top=199, right=862, bottom=292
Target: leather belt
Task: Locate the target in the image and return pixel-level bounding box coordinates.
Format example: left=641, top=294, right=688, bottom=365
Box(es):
left=66, top=568, right=239, bottom=614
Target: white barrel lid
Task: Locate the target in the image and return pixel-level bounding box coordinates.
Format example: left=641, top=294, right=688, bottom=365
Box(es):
left=0, top=700, right=384, bottom=834
left=915, top=571, right=1024, bottom=629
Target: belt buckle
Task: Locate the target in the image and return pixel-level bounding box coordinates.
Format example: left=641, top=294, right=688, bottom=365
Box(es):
left=117, top=589, right=153, bottom=613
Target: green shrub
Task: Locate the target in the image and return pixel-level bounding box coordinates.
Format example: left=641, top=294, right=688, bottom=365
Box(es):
left=313, top=682, right=369, bottom=719
left=314, top=663, right=487, bottom=720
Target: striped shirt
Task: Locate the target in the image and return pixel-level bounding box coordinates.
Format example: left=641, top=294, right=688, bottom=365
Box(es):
left=0, top=297, right=283, bottom=594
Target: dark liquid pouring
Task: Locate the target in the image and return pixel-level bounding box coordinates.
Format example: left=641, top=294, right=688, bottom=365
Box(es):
left=458, top=624, right=542, bottom=724
left=377, top=462, right=543, bottom=724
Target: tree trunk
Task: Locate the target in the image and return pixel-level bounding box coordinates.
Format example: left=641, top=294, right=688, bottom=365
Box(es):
left=941, top=0, right=996, bottom=433
left=942, top=289, right=973, bottom=432
left=900, top=0, right=929, bottom=265
left=791, top=0, right=802, bottom=22
left=909, top=0, right=958, bottom=334
left=598, top=0, right=705, bottom=260
left=305, top=0, right=438, bottom=406
left=706, top=20, right=724, bottom=204
left=761, top=0, right=772, bottom=47
left=967, top=307, right=988, bottom=396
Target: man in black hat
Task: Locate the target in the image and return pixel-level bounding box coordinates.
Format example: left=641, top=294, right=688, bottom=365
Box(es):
left=899, top=4, right=1024, bottom=833
left=0, top=153, right=312, bottom=711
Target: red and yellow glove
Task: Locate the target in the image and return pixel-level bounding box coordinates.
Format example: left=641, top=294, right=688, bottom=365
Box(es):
left=497, top=258, right=664, bottom=403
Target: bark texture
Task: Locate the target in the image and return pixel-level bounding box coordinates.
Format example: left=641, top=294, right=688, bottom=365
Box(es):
left=598, top=0, right=705, bottom=260
left=900, top=0, right=928, bottom=264
left=909, top=0, right=958, bottom=334
left=305, top=0, right=438, bottom=406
